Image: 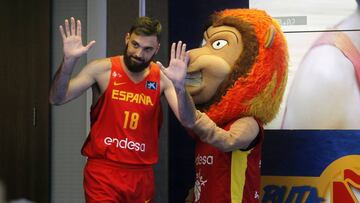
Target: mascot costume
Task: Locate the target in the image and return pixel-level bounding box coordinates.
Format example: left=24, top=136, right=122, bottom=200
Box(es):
left=163, top=8, right=288, bottom=203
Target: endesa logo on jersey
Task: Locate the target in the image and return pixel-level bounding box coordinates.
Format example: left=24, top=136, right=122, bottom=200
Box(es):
left=104, top=137, right=146, bottom=152
left=260, top=131, right=360, bottom=203
left=195, top=155, right=214, bottom=166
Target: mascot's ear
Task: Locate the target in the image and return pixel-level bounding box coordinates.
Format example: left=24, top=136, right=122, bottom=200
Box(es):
left=264, top=23, right=276, bottom=48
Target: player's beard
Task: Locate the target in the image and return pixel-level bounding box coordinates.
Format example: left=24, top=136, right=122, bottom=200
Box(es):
left=123, top=45, right=155, bottom=73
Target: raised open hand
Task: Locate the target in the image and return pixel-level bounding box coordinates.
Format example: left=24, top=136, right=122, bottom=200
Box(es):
left=158, top=41, right=190, bottom=89
left=59, top=17, right=96, bottom=59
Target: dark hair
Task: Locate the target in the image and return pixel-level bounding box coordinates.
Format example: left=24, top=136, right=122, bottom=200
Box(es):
left=129, top=16, right=162, bottom=41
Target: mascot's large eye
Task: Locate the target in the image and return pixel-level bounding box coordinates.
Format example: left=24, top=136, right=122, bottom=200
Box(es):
left=212, top=39, right=228, bottom=50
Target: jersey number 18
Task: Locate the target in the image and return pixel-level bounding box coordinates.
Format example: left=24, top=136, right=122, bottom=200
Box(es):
left=123, top=111, right=139, bottom=130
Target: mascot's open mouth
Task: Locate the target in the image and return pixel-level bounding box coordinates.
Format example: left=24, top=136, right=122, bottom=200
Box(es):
left=185, top=71, right=202, bottom=87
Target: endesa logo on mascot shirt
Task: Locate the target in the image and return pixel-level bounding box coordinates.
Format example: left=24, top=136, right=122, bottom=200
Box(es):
left=260, top=131, right=360, bottom=203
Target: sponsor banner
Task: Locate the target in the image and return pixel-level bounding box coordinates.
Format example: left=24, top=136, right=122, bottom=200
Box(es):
left=261, top=130, right=360, bottom=203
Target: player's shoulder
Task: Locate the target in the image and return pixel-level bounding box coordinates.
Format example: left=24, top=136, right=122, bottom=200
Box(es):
left=154, top=61, right=175, bottom=93
left=85, top=57, right=114, bottom=75
left=89, top=57, right=112, bottom=68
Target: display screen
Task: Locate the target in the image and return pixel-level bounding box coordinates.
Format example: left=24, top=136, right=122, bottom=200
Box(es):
left=251, top=0, right=360, bottom=129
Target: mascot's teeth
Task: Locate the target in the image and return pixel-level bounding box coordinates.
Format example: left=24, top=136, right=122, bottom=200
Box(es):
left=185, top=71, right=202, bottom=86
left=186, top=71, right=202, bottom=79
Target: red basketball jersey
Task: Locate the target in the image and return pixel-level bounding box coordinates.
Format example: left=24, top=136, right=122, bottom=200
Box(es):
left=81, top=56, right=162, bottom=165
left=193, top=119, right=264, bottom=203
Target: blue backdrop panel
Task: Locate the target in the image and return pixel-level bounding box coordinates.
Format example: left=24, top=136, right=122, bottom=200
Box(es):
left=262, top=130, right=360, bottom=176
left=261, top=130, right=360, bottom=202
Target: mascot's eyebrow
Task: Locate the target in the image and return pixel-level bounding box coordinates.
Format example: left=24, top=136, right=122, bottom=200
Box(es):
left=206, top=29, right=239, bottom=43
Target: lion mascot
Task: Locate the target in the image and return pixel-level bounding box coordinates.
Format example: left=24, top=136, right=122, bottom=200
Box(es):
left=175, top=8, right=288, bottom=203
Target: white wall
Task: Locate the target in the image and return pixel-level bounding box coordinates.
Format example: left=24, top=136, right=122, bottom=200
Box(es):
left=51, top=0, right=88, bottom=202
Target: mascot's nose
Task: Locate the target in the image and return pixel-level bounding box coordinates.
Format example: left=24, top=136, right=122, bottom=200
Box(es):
left=188, top=47, right=212, bottom=66
left=187, top=49, right=201, bottom=72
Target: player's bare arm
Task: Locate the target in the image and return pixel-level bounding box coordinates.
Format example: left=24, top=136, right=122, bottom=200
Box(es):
left=159, top=41, right=192, bottom=124
left=49, top=17, right=96, bottom=105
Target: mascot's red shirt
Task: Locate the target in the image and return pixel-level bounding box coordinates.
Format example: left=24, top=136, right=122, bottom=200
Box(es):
left=194, top=120, right=264, bottom=203
left=81, top=56, right=162, bottom=165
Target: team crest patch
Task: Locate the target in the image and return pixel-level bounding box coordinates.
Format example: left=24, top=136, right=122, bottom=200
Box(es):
left=146, top=81, right=158, bottom=90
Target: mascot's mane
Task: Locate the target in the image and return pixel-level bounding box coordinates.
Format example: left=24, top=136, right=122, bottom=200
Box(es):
left=203, top=9, right=288, bottom=125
